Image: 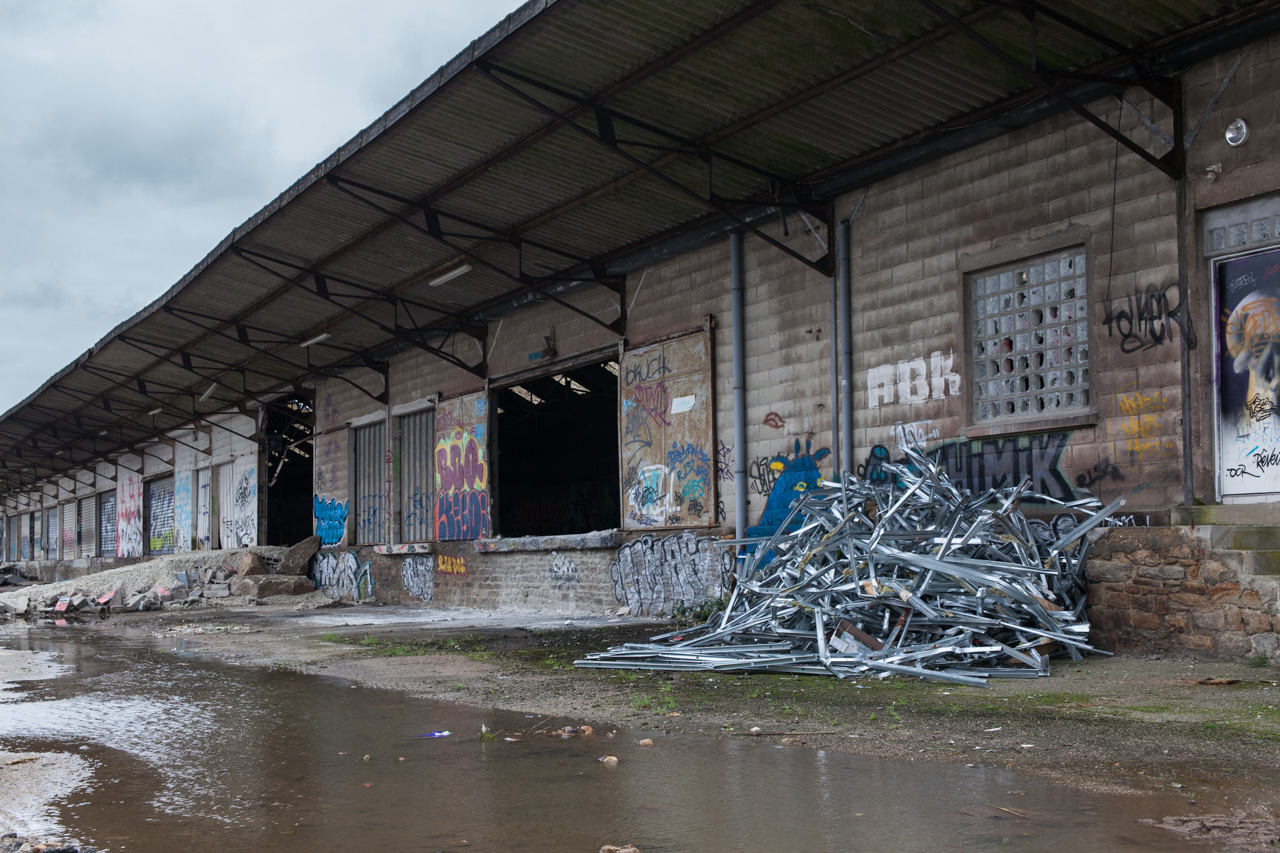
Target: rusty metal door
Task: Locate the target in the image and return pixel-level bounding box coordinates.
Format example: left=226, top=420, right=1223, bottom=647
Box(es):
left=620, top=331, right=715, bottom=530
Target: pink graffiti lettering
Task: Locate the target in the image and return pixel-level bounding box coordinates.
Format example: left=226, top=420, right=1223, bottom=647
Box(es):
left=437, top=430, right=487, bottom=492
left=633, top=382, right=671, bottom=427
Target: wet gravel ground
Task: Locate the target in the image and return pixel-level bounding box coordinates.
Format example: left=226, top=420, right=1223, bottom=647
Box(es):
left=4, top=602, right=1280, bottom=851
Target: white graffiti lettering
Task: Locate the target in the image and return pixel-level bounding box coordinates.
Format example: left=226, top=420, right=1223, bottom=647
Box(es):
left=610, top=531, right=729, bottom=617
left=867, top=350, right=962, bottom=408
left=401, top=554, right=434, bottom=601
left=312, top=550, right=373, bottom=601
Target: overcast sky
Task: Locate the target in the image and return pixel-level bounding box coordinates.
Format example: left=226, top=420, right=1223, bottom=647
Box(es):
left=0, top=0, right=525, bottom=413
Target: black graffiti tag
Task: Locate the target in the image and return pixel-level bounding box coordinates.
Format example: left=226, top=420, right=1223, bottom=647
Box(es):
left=1103, top=282, right=1197, bottom=354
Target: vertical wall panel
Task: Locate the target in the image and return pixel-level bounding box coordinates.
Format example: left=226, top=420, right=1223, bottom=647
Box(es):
left=227, top=458, right=258, bottom=548
left=45, top=510, right=57, bottom=561
left=117, top=470, right=144, bottom=558
left=61, top=502, right=76, bottom=559
left=353, top=423, right=386, bottom=544
left=20, top=512, right=31, bottom=561
left=78, top=495, right=96, bottom=558
left=197, top=468, right=214, bottom=550
left=398, top=410, right=433, bottom=543
left=433, top=393, right=490, bottom=541
left=148, top=477, right=176, bottom=555
left=173, top=472, right=193, bottom=553
left=99, top=492, right=117, bottom=556
left=217, top=462, right=236, bottom=547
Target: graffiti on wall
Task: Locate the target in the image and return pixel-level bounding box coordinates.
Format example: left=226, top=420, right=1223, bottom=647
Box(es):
left=437, top=554, right=467, bottom=575
left=610, top=531, right=729, bottom=616
left=1075, top=457, right=1125, bottom=491
left=314, top=495, right=348, bottom=546
left=435, top=427, right=490, bottom=540
left=1103, top=281, right=1195, bottom=354
left=1109, top=386, right=1176, bottom=465
left=404, top=485, right=430, bottom=532
left=312, top=550, right=373, bottom=601
left=890, top=419, right=940, bottom=447
left=117, top=469, right=143, bottom=558
left=745, top=440, right=831, bottom=538
left=357, top=494, right=384, bottom=543
left=858, top=445, right=897, bottom=486
left=867, top=350, right=961, bottom=408
left=221, top=464, right=257, bottom=548
left=763, top=411, right=786, bottom=430
left=197, top=472, right=212, bottom=549
left=401, top=554, right=434, bottom=601
left=173, top=473, right=192, bottom=553
left=623, top=440, right=714, bottom=527
left=147, top=479, right=176, bottom=554
left=623, top=350, right=671, bottom=386
left=549, top=551, right=578, bottom=587
left=928, top=432, right=1072, bottom=500
left=716, top=441, right=734, bottom=481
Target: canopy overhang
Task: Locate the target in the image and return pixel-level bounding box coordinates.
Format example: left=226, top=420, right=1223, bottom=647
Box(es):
left=3, top=0, right=1277, bottom=492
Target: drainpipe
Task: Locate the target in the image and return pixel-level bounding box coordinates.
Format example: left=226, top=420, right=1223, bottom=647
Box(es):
left=731, top=231, right=748, bottom=541
left=838, top=218, right=854, bottom=476
left=829, top=273, right=841, bottom=474
left=1176, top=176, right=1193, bottom=507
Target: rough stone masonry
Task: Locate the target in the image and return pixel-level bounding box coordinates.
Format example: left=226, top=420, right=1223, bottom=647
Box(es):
left=1087, top=527, right=1280, bottom=662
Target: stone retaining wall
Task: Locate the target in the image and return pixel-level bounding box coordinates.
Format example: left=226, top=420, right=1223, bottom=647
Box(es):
left=1086, top=527, right=1280, bottom=663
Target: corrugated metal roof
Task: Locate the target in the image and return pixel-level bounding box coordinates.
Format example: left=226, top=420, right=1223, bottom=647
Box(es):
left=2, top=0, right=1277, bottom=492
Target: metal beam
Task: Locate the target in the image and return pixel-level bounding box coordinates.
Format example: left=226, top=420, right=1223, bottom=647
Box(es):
left=476, top=61, right=832, bottom=277
left=916, top=0, right=1184, bottom=180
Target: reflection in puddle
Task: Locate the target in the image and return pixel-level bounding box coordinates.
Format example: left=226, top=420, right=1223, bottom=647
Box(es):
left=0, top=627, right=1186, bottom=852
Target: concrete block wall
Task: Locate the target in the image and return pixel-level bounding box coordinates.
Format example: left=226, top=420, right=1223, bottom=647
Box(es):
left=840, top=87, right=1188, bottom=511
left=485, top=285, right=621, bottom=378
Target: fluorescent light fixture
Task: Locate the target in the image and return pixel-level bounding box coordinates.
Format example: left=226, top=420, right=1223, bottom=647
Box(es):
left=97, top=430, right=108, bottom=437
left=299, top=332, right=331, bottom=348
left=427, top=263, right=472, bottom=287
left=199, top=383, right=217, bottom=402
left=148, top=407, right=163, bottom=416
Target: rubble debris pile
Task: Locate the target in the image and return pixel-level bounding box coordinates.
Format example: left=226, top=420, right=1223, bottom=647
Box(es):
left=578, top=442, right=1123, bottom=687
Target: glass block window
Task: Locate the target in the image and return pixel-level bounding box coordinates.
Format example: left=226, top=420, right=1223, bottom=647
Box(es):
left=970, top=247, right=1090, bottom=424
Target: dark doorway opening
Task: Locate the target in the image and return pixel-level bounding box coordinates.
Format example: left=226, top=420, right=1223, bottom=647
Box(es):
left=265, top=395, right=315, bottom=546
left=494, top=360, right=619, bottom=537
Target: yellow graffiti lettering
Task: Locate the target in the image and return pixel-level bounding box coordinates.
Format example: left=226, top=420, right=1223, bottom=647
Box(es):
left=436, top=555, right=468, bottom=575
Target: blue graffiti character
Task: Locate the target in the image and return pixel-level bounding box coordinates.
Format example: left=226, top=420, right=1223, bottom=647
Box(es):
left=745, top=439, right=831, bottom=539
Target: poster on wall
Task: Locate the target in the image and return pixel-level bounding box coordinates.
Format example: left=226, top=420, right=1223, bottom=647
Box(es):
left=1216, top=247, right=1280, bottom=497
left=433, top=392, right=489, bottom=541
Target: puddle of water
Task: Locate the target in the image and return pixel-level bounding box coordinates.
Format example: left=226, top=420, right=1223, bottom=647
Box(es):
left=0, top=626, right=1190, bottom=852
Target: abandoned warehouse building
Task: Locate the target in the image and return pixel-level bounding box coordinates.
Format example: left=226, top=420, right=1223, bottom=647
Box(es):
left=3, top=0, right=1280, bottom=663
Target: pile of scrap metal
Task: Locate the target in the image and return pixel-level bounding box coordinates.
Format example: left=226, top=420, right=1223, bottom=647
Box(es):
left=578, top=441, right=1123, bottom=687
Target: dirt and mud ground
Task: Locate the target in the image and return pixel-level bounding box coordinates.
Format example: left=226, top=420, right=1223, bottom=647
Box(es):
left=6, top=600, right=1280, bottom=850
